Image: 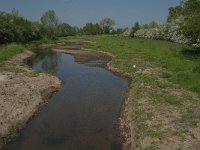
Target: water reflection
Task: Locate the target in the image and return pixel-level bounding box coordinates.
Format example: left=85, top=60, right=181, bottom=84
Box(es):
left=32, top=52, right=61, bottom=74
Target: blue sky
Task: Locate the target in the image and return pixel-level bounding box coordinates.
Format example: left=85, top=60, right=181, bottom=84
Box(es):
left=0, top=0, right=181, bottom=28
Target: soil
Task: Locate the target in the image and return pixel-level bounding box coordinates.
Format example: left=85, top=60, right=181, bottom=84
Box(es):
left=0, top=50, right=62, bottom=149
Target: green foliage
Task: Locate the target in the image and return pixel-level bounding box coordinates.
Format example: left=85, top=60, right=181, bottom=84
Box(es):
left=40, top=10, right=59, bottom=39
left=141, top=21, right=158, bottom=29
left=181, top=0, right=200, bottom=45
left=167, top=0, right=200, bottom=48
left=0, top=44, right=24, bottom=61
left=40, top=10, right=79, bottom=38
left=99, top=18, right=115, bottom=34
left=167, top=5, right=183, bottom=22
left=81, top=19, right=125, bottom=35
left=0, top=9, right=79, bottom=45
left=193, top=65, right=200, bottom=73
left=82, top=23, right=102, bottom=35
left=162, top=71, right=172, bottom=78
left=57, top=23, right=78, bottom=36
left=148, top=21, right=158, bottom=28
left=116, top=28, right=126, bottom=34
left=112, top=27, right=128, bottom=35
left=164, top=95, right=182, bottom=106
left=130, top=22, right=140, bottom=37
left=40, top=10, right=59, bottom=28
left=0, top=11, right=42, bottom=44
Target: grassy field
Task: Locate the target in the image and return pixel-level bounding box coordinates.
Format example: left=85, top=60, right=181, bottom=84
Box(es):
left=0, top=44, right=24, bottom=62
left=83, top=35, right=200, bottom=95
left=82, top=35, right=200, bottom=149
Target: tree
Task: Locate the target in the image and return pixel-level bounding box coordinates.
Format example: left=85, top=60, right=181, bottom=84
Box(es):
left=0, top=11, right=42, bottom=44
left=180, top=0, right=200, bottom=46
left=166, top=0, right=200, bottom=48
left=99, top=18, right=115, bottom=34
left=115, top=28, right=126, bottom=34
left=41, top=10, right=59, bottom=28
left=142, top=24, right=149, bottom=29
left=111, top=28, right=128, bottom=35
left=40, top=10, right=59, bottom=38
left=130, top=22, right=140, bottom=37
left=57, top=23, right=77, bottom=36
left=0, top=12, right=14, bottom=43
left=167, top=5, right=183, bottom=22
left=82, top=23, right=102, bottom=35
left=149, top=21, right=158, bottom=28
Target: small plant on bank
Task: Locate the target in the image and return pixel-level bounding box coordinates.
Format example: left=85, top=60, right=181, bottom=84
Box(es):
left=0, top=44, right=24, bottom=62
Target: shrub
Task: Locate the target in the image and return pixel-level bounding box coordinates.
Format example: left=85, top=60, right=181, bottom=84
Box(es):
left=134, top=20, right=198, bottom=48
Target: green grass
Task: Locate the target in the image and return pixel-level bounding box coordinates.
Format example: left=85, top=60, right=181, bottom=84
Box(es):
left=0, top=37, right=61, bottom=62
left=24, top=37, right=62, bottom=49
left=83, top=35, right=200, bottom=95
left=0, top=44, right=24, bottom=62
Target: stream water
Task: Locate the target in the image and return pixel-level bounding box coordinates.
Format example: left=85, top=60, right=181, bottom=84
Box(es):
left=5, top=51, right=128, bottom=150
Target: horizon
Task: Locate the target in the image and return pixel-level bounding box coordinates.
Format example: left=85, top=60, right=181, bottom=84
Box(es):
left=0, top=0, right=181, bottom=28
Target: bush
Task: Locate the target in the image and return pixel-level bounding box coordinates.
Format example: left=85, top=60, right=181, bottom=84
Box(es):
left=133, top=0, right=200, bottom=49
left=134, top=24, right=167, bottom=40
left=134, top=20, right=197, bottom=48
left=0, top=11, right=42, bottom=44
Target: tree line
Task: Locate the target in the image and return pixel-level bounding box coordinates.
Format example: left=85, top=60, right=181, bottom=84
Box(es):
left=0, top=9, right=126, bottom=44
left=1, top=0, right=199, bottom=49
left=0, top=10, right=78, bottom=44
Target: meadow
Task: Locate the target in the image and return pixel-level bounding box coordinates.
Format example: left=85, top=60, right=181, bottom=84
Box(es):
left=83, top=35, right=200, bottom=95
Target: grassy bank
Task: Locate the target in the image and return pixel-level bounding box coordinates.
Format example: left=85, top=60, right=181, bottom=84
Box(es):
left=0, top=44, right=24, bottom=62
left=0, top=37, right=63, bottom=63
left=82, top=35, right=200, bottom=149
left=83, top=35, right=200, bottom=95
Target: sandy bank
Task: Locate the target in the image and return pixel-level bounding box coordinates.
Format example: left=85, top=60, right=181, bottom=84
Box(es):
left=0, top=50, right=62, bottom=148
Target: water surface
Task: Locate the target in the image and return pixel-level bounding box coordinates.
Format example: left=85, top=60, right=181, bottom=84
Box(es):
left=5, top=51, right=128, bottom=150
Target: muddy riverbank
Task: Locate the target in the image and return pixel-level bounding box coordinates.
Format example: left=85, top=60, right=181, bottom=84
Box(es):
left=0, top=50, right=62, bottom=149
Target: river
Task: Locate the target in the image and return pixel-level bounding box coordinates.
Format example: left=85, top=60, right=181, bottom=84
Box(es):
left=5, top=50, right=128, bottom=150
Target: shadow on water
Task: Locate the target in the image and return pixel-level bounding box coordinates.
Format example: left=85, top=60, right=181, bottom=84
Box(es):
left=5, top=50, right=128, bottom=150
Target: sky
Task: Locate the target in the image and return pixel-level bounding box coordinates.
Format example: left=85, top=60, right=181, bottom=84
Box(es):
left=0, top=0, right=181, bottom=28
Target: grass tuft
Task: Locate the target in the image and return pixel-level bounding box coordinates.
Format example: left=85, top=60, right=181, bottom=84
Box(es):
left=0, top=44, right=24, bottom=62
